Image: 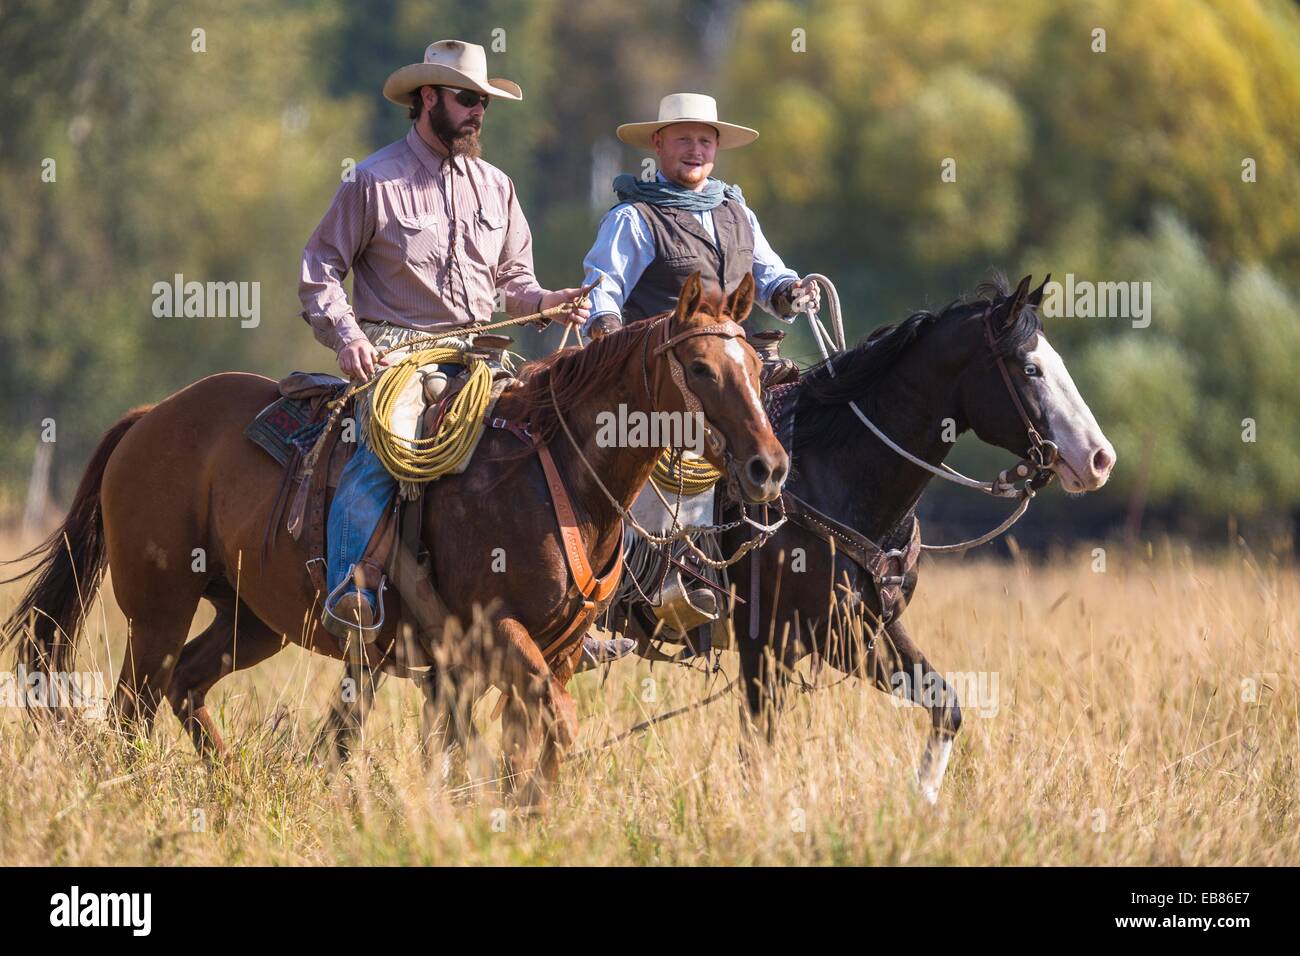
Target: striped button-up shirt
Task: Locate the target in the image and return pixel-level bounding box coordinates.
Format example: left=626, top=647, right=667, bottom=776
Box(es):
left=299, top=127, right=546, bottom=352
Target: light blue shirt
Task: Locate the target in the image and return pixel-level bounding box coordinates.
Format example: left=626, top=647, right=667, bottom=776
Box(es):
left=580, top=176, right=799, bottom=333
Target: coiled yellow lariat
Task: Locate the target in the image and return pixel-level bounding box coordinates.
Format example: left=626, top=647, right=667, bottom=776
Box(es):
left=360, top=346, right=493, bottom=484
left=651, top=450, right=722, bottom=495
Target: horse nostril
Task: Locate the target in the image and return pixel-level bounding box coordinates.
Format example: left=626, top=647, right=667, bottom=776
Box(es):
left=1092, top=446, right=1114, bottom=476
left=771, top=458, right=788, bottom=487
left=746, top=455, right=772, bottom=488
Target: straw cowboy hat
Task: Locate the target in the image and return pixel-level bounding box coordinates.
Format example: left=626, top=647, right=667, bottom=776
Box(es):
left=616, top=93, right=758, bottom=150
left=382, top=39, right=523, bottom=107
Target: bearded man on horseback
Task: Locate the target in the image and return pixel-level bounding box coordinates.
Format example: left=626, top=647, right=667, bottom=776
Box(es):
left=579, top=93, right=820, bottom=650
left=298, top=40, right=592, bottom=651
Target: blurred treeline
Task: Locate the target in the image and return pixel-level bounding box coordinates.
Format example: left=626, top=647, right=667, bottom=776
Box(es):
left=1, top=0, right=1298, bottom=543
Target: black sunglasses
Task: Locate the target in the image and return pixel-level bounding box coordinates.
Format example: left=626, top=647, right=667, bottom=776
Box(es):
left=444, top=87, right=490, bottom=110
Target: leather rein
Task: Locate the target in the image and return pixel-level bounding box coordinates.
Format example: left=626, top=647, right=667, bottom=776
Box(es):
left=492, top=311, right=762, bottom=662
left=548, top=313, right=785, bottom=564
left=774, top=299, right=1061, bottom=630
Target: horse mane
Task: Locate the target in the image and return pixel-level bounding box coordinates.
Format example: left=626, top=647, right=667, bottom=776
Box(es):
left=795, top=309, right=947, bottom=409
left=502, top=320, right=656, bottom=447
left=504, top=287, right=731, bottom=447
left=786, top=273, right=1043, bottom=451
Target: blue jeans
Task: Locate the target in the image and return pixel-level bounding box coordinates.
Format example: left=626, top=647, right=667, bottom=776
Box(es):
left=325, top=361, right=463, bottom=612
left=325, top=439, right=395, bottom=610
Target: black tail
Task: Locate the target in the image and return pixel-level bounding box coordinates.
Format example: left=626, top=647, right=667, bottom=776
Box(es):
left=1, top=407, right=151, bottom=697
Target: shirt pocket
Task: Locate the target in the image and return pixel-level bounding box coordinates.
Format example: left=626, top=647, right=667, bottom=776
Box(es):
left=389, top=213, right=442, bottom=265
left=463, top=208, right=506, bottom=265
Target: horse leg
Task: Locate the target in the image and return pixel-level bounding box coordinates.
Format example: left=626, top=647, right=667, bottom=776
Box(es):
left=312, top=661, right=386, bottom=766
left=416, top=669, right=447, bottom=774
left=869, top=617, right=962, bottom=805
left=418, top=664, right=485, bottom=776
left=101, top=445, right=224, bottom=735
left=165, top=605, right=285, bottom=759
left=493, top=614, right=577, bottom=809
left=734, top=627, right=800, bottom=793
left=533, top=641, right=585, bottom=786
left=315, top=660, right=486, bottom=777
left=737, top=617, right=800, bottom=746
left=735, top=543, right=807, bottom=769
left=111, top=586, right=207, bottom=735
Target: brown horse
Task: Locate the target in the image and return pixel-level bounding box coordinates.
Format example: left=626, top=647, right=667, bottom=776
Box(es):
left=2, top=272, right=787, bottom=800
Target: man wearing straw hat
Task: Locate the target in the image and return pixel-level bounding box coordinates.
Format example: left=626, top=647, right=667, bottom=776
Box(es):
left=299, top=40, right=590, bottom=650
left=577, top=93, right=819, bottom=660
left=581, top=93, right=820, bottom=342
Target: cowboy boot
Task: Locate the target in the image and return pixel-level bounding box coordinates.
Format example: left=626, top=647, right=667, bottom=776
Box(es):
left=574, top=635, right=638, bottom=673
left=320, top=589, right=378, bottom=663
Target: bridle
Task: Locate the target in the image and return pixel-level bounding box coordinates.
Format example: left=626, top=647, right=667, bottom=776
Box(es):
left=800, top=277, right=1058, bottom=553
left=549, top=310, right=785, bottom=569
left=641, top=311, right=748, bottom=464
left=980, top=307, right=1059, bottom=474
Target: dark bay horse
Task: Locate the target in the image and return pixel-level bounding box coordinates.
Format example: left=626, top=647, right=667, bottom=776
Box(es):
left=2, top=272, right=787, bottom=801
left=721, top=274, right=1114, bottom=801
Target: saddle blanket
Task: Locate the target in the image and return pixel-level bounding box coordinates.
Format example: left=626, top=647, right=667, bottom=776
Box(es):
left=245, top=373, right=349, bottom=467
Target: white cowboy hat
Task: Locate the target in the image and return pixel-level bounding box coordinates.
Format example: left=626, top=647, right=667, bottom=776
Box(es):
left=383, top=39, right=522, bottom=107
left=616, top=93, right=758, bottom=150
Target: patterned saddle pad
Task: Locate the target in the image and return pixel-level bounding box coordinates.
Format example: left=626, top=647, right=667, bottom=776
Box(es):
left=245, top=372, right=349, bottom=467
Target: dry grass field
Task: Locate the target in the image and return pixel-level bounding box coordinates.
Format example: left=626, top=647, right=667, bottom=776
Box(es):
left=0, top=530, right=1295, bottom=866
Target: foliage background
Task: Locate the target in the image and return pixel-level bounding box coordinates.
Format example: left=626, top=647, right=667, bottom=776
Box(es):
left=2, top=0, right=1298, bottom=545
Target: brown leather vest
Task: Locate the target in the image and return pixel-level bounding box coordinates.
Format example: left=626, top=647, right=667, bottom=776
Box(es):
left=623, top=199, right=755, bottom=323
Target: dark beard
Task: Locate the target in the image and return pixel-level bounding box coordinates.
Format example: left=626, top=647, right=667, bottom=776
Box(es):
left=431, top=99, right=482, bottom=159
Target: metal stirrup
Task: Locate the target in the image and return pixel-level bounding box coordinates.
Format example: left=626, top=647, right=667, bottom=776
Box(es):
left=322, top=564, right=387, bottom=633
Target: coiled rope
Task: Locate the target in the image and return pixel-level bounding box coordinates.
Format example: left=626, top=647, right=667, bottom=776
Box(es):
left=650, top=450, right=721, bottom=495
left=360, top=346, right=494, bottom=485
left=310, top=294, right=593, bottom=487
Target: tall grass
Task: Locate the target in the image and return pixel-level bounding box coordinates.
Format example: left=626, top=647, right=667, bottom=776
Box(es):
left=0, top=531, right=1295, bottom=865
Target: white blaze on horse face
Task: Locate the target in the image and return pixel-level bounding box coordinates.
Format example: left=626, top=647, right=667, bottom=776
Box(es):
left=1026, top=333, right=1115, bottom=493
left=723, top=337, right=766, bottom=424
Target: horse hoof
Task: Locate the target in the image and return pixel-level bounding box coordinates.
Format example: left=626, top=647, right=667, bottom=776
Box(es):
left=512, top=779, right=550, bottom=813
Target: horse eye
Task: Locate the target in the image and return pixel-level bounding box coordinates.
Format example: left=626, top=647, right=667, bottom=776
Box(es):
left=690, top=360, right=714, bottom=379
left=1023, top=363, right=1040, bottom=377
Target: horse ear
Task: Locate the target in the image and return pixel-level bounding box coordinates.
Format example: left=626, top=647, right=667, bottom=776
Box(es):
left=726, top=273, right=756, bottom=323
left=676, top=272, right=705, bottom=323
left=1002, top=274, right=1033, bottom=326
left=1028, top=273, right=1051, bottom=308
